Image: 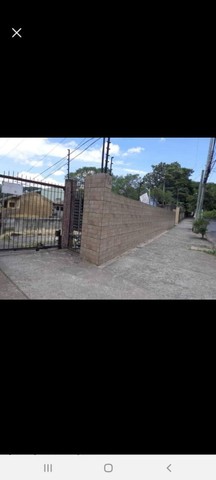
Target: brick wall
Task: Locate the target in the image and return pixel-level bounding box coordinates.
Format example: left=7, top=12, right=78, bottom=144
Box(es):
left=80, top=174, right=175, bottom=265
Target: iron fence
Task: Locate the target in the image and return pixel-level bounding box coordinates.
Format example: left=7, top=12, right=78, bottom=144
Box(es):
left=0, top=174, right=65, bottom=251
left=68, top=189, right=84, bottom=251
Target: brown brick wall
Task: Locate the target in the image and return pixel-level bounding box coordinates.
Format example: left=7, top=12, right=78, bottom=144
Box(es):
left=80, top=174, right=175, bottom=265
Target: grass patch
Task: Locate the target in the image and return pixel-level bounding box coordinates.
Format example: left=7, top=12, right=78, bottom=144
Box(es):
left=190, top=245, right=216, bottom=256
left=203, top=248, right=216, bottom=256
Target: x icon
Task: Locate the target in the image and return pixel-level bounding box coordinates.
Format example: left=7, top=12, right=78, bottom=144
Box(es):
left=12, top=27, right=22, bottom=38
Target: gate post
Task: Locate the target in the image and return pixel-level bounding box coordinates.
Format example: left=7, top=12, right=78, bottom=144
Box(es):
left=62, top=179, right=76, bottom=248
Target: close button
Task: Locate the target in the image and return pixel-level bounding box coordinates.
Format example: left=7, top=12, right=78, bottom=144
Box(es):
left=12, top=27, right=22, bottom=38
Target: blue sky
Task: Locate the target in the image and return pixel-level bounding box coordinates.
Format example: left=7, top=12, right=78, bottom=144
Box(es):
left=0, top=137, right=215, bottom=185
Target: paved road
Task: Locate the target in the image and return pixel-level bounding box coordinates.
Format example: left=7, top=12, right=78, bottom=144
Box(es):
left=1, top=218, right=216, bottom=299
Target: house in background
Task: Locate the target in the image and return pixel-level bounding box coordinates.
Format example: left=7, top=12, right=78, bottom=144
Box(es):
left=140, top=192, right=157, bottom=207
left=2, top=192, right=53, bottom=218
left=42, top=189, right=64, bottom=218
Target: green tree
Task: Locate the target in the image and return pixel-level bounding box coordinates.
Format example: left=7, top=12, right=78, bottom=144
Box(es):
left=192, top=218, right=209, bottom=239
left=67, top=168, right=143, bottom=200
left=150, top=187, right=174, bottom=205
left=112, top=174, right=143, bottom=200
left=67, top=167, right=101, bottom=188
left=142, top=162, right=166, bottom=190
left=184, top=181, right=199, bottom=215
left=203, top=183, right=216, bottom=211
left=142, top=162, right=194, bottom=211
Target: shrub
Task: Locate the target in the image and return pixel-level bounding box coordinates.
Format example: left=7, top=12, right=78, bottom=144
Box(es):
left=203, top=209, right=216, bottom=219
left=192, top=218, right=209, bottom=239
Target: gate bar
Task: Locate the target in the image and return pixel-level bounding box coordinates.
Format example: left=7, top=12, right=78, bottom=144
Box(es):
left=0, top=174, right=64, bottom=189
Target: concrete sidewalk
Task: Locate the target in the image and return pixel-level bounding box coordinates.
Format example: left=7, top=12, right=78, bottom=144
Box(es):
left=0, top=218, right=216, bottom=299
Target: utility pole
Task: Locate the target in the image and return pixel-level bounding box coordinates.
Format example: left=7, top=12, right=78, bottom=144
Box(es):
left=163, top=164, right=166, bottom=206
left=195, top=138, right=216, bottom=218
left=104, top=137, right=111, bottom=173
left=67, top=149, right=70, bottom=180
left=195, top=170, right=204, bottom=219
left=101, top=138, right=106, bottom=173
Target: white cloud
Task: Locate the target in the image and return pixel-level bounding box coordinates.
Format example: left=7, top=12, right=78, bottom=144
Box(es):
left=113, top=167, right=147, bottom=177
left=52, top=170, right=65, bottom=176
left=0, top=138, right=122, bottom=178
left=71, top=143, right=121, bottom=165
left=70, top=142, right=121, bottom=166
left=27, top=160, right=43, bottom=167
left=128, top=147, right=145, bottom=154
left=0, top=138, right=77, bottom=165
left=160, top=138, right=166, bottom=142
left=124, top=168, right=147, bottom=176
left=123, top=146, right=145, bottom=156
left=47, top=179, right=65, bottom=186
left=18, top=171, right=64, bottom=186
left=75, top=148, right=102, bottom=164
left=109, top=143, right=120, bottom=156
left=0, top=138, right=121, bottom=168
left=114, top=160, right=124, bottom=165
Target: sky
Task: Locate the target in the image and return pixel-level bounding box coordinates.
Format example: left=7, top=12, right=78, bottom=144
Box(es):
left=0, top=137, right=215, bottom=186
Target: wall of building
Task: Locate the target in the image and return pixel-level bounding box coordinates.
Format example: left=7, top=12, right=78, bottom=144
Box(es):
left=175, top=206, right=185, bottom=224
left=4, top=193, right=53, bottom=218
left=80, top=174, right=175, bottom=265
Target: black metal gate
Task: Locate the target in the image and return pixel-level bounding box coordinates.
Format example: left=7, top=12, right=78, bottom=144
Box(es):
left=68, top=189, right=84, bottom=251
left=0, top=173, right=65, bottom=251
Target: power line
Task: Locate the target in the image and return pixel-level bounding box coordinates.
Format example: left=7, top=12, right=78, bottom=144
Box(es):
left=39, top=138, right=93, bottom=180
left=26, top=137, right=68, bottom=173
left=193, top=138, right=199, bottom=172
left=36, top=138, right=90, bottom=178
left=27, top=154, right=68, bottom=180
left=0, top=138, right=10, bottom=151
left=0, top=139, right=26, bottom=160
left=43, top=138, right=101, bottom=179
left=43, top=137, right=101, bottom=180
left=34, top=138, right=93, bottom=180
left=39, top=157, right=70, bottom=179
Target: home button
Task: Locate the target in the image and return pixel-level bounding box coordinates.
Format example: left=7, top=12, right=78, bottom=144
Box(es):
left=104, top=464, right=113, bottom=473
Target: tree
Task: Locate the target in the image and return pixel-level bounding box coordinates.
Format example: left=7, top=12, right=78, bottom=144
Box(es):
left=142, top=162, right=166, bottom=190
left=112, top=174, right=143, bottom=200
left=203, top=183, right=216, bottom=211
left=67, top=168, right=143, bottom=200
left=183, top=181, right=199, bottom=215
left=142, top=162, right=194, bottom=211
left=67, top=167, right=101, bottom=188
left=150, top=187, right=174, bottom=206
left=192, top=218, right=209, bottom=239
